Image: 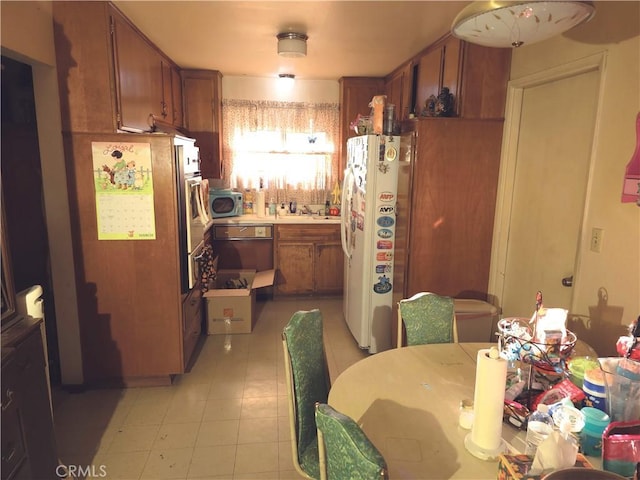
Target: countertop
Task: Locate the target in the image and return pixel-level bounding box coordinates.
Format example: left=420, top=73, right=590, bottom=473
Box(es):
left=209, top=213, right=341, bottom=226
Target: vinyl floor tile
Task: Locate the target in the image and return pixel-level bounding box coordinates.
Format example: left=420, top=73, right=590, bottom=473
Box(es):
left=53, top=297, right=366, bottom=480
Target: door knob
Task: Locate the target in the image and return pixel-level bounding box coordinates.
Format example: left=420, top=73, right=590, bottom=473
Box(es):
left=562, top=276, right=573, bottom=287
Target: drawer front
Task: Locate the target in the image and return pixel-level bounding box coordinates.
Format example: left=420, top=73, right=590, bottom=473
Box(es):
left=182, top=288, right=203, bottom=367
left=276, top=224, right=340, bottom=242
left=1, top=359, right=27, bottom=480
left=214, top=225, right=273, bottom=239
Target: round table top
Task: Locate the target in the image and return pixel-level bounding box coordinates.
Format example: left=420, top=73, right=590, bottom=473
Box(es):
left=327, top=341, right=601, bottom=479
left=328, top=343, right=508, bottom=479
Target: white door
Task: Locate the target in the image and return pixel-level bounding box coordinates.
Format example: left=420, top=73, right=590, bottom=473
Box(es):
left=492, top=57, right=602, bottom=318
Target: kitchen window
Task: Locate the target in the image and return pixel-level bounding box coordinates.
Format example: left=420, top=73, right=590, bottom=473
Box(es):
left=222, top=100, right=340, bottom=205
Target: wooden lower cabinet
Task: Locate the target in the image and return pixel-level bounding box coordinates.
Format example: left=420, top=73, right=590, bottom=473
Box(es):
left=275, top=224, right=343, bottom=296
left=1, top=318, right=58, bottom=480
left=277, top=243, right=314, bottom=295
left=315, top=242, right=343, bottom=294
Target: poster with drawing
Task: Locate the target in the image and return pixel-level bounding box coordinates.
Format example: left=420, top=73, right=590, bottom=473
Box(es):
left=91, top=141, right=156, bottom=240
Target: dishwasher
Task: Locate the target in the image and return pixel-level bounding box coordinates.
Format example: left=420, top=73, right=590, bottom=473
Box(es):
left=212, top=224, right=274, bottom=298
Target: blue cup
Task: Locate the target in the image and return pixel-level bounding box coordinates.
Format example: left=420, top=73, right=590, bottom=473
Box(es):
left=580, top=407, right=610, bottom=456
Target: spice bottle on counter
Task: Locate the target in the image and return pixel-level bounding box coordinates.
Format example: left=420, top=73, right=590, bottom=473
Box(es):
left=243, top=188, right=254, bottom=214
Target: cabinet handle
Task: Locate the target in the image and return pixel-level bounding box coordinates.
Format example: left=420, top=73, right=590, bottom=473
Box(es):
left=1, top=389, right=14, bottom=411
left=2, top=445, right=16, bottom=462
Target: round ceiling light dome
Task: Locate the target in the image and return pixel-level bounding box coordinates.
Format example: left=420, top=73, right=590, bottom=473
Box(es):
left=277, top=32, right=308, bottom=57
left=451, top=1, right=595, bottom=48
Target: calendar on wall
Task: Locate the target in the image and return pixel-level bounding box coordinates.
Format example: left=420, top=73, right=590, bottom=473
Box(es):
left=91, top=141, right=156, bottom=240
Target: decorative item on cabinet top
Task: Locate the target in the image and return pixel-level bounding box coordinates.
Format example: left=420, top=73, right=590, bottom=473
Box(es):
left=421, top=87, right=455, bottom=118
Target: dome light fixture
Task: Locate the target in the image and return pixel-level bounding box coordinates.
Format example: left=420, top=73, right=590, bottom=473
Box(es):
left=277, top=32, right=308, bottom=57
left=451, top=1, right=595, bottom=48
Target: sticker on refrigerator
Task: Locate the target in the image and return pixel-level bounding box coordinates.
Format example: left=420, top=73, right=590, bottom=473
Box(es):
left=373, top=275, right=392, bottom=294
left=378, top=205, right=394, bottom=215
left=377, top=240, right=393, bottom=249
left=356, top=213, right=364, bottom=231
left=385, top=146, right=397, bottom=161
left=377, top=216, right=395, bottom=227
left=376, top=251, right=393, bottom=261
left=378, top=191, right=395, bottom=202
left=377, top=228, right=393, bottom=239
left=375, top=264, right=392, bottom=274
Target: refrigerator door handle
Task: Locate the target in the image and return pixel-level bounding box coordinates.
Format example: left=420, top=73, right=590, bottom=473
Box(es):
left=341, top=168, right=353, bottom=259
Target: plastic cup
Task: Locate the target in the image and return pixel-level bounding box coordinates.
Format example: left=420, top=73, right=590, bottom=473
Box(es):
left=568, top=356, right=599, bottom=389
left=580, top=406, right=610, bottom=456
left=598, top=357, right=640, bottom=422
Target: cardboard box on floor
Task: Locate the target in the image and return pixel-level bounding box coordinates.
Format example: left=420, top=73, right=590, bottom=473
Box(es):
left=204, top=269, right=275, bottom=334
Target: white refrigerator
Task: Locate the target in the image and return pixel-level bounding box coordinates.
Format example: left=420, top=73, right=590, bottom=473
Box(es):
left=341, top=134, right=400, bottom=353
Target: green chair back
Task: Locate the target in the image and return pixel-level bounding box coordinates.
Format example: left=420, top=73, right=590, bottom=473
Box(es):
left=315, top=403, right=388, bottom=480
left=282, top=309, right=330, bottom=479
left=398, top=291, right=456, bottom=347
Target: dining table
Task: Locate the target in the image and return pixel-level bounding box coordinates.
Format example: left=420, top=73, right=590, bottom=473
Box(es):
left=327, top=341, right=601, bottom=479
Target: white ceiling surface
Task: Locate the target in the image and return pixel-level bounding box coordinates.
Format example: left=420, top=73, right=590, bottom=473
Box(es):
left=112, top=1, right=471, bottom=80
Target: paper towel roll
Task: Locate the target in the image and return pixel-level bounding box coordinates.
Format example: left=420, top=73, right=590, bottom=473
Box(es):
left=255, top=190, right=266, bottom=217
left=465, top=347, right=507, bottom=459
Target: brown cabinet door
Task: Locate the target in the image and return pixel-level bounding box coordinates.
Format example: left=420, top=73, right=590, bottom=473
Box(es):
left=111, top=9, right=164, bottom=131
left=276, top=243, right=314, bottom=295
left=161, top=59, right=173, bottom=121
left=407, top=118, right=503, bottom=298
left=385, top=62, right=413, bottom=120
left=415, top=47, right=443, bottom=117
left=441, top=37, right=463, bottom=116
left=315, top=242, right=344, bottom=294
left=171, top=66, right=183, bottom=127
left=182, top=70, right=223, bottom=179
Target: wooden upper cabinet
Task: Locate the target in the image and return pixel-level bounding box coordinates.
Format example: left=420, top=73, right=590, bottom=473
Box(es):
left=171, top=66, right=184, bottom=127
left=182, top=69, right=223, bottom=179
left=53, top=2, right=185, bottom=133
left=384, top=61, right=413, bottom=121
left=338, top=77, right=385, bottom=174
left=412, top=35, right=509, bottom=119
left=457, top=42, right=511, bottom=119
left=53, top=1, right=116, bottom=133
left=414, top=36, right=462, bottom=117
left=110, top=7, right=164, bottom=131
left=160, top=59, right=183, bottom=128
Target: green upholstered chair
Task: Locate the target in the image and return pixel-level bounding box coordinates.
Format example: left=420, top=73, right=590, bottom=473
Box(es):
left=315, top=403, right=388, bottom=480
left=397, top=291, right=458, bottom=348
left=282, top=309, right=330, bottom=479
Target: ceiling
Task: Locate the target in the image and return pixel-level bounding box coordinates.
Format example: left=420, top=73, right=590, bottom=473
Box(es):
left=111, top=1, right=471, bottom=81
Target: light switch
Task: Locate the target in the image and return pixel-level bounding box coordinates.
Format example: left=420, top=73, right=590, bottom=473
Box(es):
left=590, top=227, right=603, bottom=253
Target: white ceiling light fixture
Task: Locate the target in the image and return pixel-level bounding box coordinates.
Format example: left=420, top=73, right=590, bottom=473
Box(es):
left=277, top=32, right=308, bottom=57
left=451, top=1, right=595, bottom=48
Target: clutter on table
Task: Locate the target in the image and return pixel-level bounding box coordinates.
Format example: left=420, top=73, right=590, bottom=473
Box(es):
left=494, top=291, right=640, bottom=478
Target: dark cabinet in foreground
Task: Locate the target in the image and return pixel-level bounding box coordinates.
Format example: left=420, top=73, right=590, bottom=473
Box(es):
left=1, top=318, right=58, bottom=480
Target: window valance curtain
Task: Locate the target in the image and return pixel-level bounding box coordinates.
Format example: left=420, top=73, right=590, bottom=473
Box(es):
left=221, top=99, right=340, bottom=207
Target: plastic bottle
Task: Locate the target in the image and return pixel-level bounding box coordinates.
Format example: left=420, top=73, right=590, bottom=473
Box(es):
left=524, top=403, right=554, bottom=456
left=268, top=198, right=276, bottom=216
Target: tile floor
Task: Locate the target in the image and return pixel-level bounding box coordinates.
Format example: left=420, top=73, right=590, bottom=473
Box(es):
left=53, top=297, right=367, bottom=480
